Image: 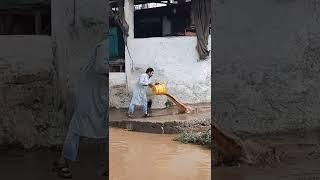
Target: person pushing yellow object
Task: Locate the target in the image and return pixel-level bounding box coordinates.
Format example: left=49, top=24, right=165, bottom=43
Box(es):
left=151, top=83, right=191, bottom=114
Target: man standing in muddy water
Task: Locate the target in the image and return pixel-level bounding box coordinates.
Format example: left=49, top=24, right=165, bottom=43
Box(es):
left=127, top=68, right=158, bottom=118
left=52, top=39, right=108, bottom=178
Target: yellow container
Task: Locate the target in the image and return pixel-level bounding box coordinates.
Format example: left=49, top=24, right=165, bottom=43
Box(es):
left=152, top=83, right=168, bottom=95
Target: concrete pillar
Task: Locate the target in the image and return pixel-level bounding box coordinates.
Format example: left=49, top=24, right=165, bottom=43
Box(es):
left=124, top=0, right=134, bottom=38
left=124, top=0, right=135, bottom=93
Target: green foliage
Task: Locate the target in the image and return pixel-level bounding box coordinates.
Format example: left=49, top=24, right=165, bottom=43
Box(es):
left=165, top=99, right=173, bottom=108
left=173, top=130, right=211, bottom=148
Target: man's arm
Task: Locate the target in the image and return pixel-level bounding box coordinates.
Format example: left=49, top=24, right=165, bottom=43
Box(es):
left=94, top=40, right=108, bottom=75
left=149, top=77, right=160, bottom=86
left=139, top=74, right=153, bottom=87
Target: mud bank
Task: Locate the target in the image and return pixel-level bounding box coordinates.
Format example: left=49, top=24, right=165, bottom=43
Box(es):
left=109, top=104, right=211, bottom=134
left=174, top=130, right=211, bottom=148
left=214, top=128, right=320, bottom=180
left=110, top=118, right=211, bottom=134
left=0, top=140, right=106, bottom=180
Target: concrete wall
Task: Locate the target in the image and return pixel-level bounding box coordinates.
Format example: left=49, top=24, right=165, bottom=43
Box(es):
left=214, top=0, right=320, bottom=133
left=0, top=0, right=107, bottom=148
left=109, top=0, right=211, bottom=109
left=0, top=35, right=61, bottom=147
left=49, top=0, right=107, bottom=144
left=109, top=36, right=211, bottom=108
left=109, top=73, right=128, bottom=108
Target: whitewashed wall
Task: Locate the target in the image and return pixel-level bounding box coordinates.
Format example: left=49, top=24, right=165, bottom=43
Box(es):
left=109, top=36, right=211, bottom=108
left=0, top=35, right=56, bottom=147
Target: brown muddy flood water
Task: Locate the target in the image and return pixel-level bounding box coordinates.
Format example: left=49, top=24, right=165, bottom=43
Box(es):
left=109, top=128, right=211, bottom=180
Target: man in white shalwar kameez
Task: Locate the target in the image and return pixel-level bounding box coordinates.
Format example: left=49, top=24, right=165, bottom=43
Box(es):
left=53, top=39, right=108, bottom=178
left=127, top=68, right=158, bottom=118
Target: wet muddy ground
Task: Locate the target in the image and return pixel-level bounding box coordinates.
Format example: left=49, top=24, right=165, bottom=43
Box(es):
left=214, top=129, right=320, bottom=180
left=0, top=142, right=106, bottom=180
left=109, top=128, right=211, bottom=180
left=109, top=103, right=211, bottom=120
left=109, top=103, right=211, bottom=134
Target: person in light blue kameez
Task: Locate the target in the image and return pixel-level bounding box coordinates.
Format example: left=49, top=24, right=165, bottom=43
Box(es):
left=53, top=39, right=108, bottom=178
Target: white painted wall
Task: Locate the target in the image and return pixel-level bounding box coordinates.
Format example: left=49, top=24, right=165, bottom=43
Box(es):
left=0, top=35, right=52, bottom=72
left=109, top=73, right=127, bottom=86
left=110, top=0, right=211, bottom=109
left=109, top=35, right=211, bottom=109
left=0, top=35, right=54, bottom=147
left=214, top=0, right=320, bottom=133
left=109, top=73, right=129, bottom=108
left=51, top=0, right=107, bottom=119
left=124, top=0, right=134, bottom=38
left=0, top=0, right=108, bottom=147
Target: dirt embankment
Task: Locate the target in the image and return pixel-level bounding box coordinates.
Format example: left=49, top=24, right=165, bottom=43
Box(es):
left=109, top=104, right=211, bottom=134
left=213, top=117, right=320, bottom=171
left=212, top=118, right=284, bottom=167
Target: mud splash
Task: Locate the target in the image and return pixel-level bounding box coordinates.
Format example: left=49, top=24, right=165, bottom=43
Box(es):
left=214, top=129, right=320, bottom=180
left=109, top=128, right=211, bottom=180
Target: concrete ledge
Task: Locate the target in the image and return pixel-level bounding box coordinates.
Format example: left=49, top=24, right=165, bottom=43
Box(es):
left=110, top=118, right=211, bottom=134
left=109, top=104, right=211, bottom=134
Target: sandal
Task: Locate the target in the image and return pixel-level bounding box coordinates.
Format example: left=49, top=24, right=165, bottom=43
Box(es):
left=127, top=113, right=133, bottom=118
left=102, top=170, right=108, bottom=176
left=144, top=113, right=151, bottom=118
left=58, top=167, right=72, bottom=178
left=52, top=160, right=66, bottom=172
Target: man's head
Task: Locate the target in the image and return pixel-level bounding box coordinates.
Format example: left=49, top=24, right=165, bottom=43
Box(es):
left=146, top=68, right=154, bottom=77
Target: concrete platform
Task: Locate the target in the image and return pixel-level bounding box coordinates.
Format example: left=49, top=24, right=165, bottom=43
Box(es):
left=109, top=103, right=211, bottom=134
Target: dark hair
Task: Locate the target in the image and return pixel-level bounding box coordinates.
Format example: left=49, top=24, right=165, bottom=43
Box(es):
left=146, top=68, right=154, bottom=73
